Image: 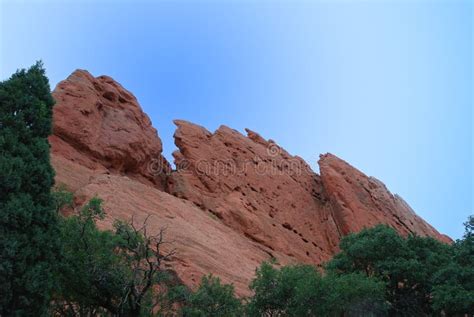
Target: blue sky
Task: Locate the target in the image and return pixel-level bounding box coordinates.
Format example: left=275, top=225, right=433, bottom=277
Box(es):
left=1, top=0, right=472, bottom=239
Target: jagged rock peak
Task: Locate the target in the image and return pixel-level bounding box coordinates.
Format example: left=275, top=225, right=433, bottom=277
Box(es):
left=318, top=153, right=451, bottom=243
left=50, top=69, right=171, bottom=189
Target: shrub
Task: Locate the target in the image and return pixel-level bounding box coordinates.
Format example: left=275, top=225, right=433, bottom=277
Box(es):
left=247, top=262, right=386, bottom=316
left=182, top=275, right=242, bottom=317
left=327, top=225, right=454, bottom=315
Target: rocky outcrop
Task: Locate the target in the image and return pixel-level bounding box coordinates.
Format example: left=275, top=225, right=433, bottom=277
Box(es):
left=51, top=70, right=171, bottom=189
left=168, top=120, right=341, bottom=264
left=318, top=153, right=452, bottom=243
left=50, top=70, right=450, bottom=296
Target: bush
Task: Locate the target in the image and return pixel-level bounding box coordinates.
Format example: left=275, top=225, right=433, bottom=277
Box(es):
left=247, top=262, right=386, bottom=316
left=182, top=275, right=242, bottom=317
left=327, top=224, right=457, bottom=315
left=53, top=196, right=183, bottom=316
left=431, top=216, right=474, bottom=315
left=53, top=197, right=126, bottom=316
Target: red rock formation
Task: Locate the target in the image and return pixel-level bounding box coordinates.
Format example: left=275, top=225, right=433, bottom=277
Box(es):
left=318, top=153, right=452, bottom=243
left=168, top=120, right=341, bottom=264
left=51, top=70, right=171, bottom=189
left=50, top=70, right=450, bottom=296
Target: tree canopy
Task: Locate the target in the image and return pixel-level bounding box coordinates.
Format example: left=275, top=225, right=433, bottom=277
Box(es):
left=326, top=224, right=473, bottom=316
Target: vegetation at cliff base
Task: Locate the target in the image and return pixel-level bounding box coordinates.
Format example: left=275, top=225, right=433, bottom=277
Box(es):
left=182, top=275, right=243, bottom=317
left=52, top=196, right=187, bottom=316
left=246, top=262, right=386, bottom=316
left=326, top=223, right=474, bottom=316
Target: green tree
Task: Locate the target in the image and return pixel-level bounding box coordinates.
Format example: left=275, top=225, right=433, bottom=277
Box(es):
left=0, top=62, right=59, bottom=316
left=431, top=215, right=474, bottom=315
left=53, top=197, right=126, bottom=316
left=54, top=196, right=183, bottom=316
left=322, top=273, right=387, bottom=316
left=182, top=275, right=242, bottom=317
left=327, top=225, right=453, bottom=315
left=247, top=262, right=386, bottom=316
left=247, top=262, right=318, bottom=316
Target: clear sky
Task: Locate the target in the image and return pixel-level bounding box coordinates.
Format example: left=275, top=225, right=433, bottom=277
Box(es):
left=1, top=0, right=472, bottom=239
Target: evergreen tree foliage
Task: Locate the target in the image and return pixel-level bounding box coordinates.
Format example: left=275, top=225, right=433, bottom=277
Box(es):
left=0, top=62, right=59, bottom=316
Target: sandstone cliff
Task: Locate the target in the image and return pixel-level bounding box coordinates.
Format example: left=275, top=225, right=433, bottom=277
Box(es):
left=50, top=70, right=450, bottom=296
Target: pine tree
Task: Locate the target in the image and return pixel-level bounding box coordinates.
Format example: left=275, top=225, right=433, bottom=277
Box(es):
left=0, top=62, right=58, bottom=315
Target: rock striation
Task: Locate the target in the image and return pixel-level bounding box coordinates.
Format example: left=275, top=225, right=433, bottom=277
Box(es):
left=50, top=70, right=451, bottom=296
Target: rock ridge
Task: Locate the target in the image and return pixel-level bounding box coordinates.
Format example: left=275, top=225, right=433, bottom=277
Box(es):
left=50, top=70, right=451, bottom=296
left=51, top=69, right=171, bottom=190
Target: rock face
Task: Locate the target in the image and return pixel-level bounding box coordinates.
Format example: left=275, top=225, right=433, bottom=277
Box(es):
left=51, top=70, right=171, bottom=189
left=168, top=121, right=341, bottom=265
left=50, top=70, right=450, bottom=296
left=318, top=154, right=452, bottom=244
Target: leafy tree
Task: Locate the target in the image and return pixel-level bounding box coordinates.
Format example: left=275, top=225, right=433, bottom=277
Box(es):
left=0, top=62, right=59, bottom=316
left=322, top=273, right=387, bottom=316
left=247, top=262, right=314, bottom=316
left=54, top=196, right=183, bottom=316
left=431, top=215, right=474, bottom=315
left=53, top=197, right=126, bottom=316
left=326, top=225, right=453, bottom=315
left=182, top=275, right=242, bottom=317
left=247, top=262, right=386, bottom=316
